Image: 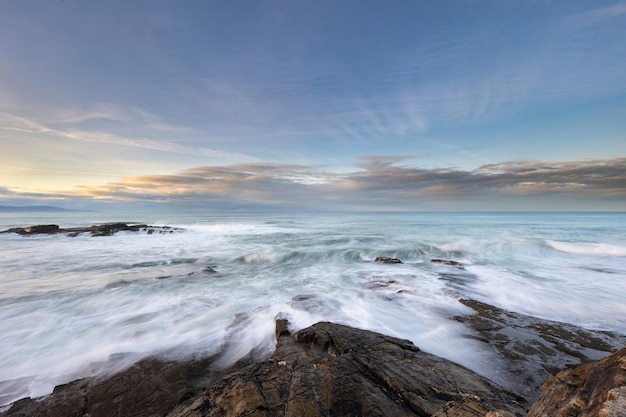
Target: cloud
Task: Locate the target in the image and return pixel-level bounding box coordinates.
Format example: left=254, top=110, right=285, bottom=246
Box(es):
left=5, top=157, right=623, bottom=210
left=32, top=103, right=197, bottom=136
left=566, top=1, right=626, bottom=27
left=0, top=112, right=255, bottom=162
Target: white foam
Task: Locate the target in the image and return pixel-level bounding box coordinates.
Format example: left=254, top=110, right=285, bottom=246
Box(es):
left=466, top=264, right=626, bottom=331
left=547, top=240, right=626, bottom=257
left=2, top=211, right=626, bottom=406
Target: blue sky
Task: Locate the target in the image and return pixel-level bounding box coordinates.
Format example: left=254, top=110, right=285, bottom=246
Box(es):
left=1, top=0, right=625, bottom=211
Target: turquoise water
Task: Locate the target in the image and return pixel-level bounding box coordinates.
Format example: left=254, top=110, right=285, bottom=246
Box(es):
left=1, top=211, right=625, bottom=405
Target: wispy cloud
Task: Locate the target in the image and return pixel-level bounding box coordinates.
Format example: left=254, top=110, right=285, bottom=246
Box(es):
left=0, top=112, right=255, bottom=162
left=566, top=1, right=626, bottom=27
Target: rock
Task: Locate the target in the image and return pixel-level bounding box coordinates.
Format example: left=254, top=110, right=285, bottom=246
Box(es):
left=2, top=320, right=529, bottom=417
left=88, top=223, right=148, bottom=236
left=374, top=256, right=402, bottom=264
left=2, top=356, right=217, bottom=417
left=173, top=321, right=528, bottom=417
left=1, top=224, right=182, bottom=237
left=431, top=259, right=465, bottom=269
left=453, top=299, right=626, bottom=400
left=527, top=345, right=626, bottom=417
left=2, top=225, right=60, bottom=235
left=6, top=301, right=625, bottom=417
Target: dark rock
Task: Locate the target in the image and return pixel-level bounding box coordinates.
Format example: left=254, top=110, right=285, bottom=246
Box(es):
left=431, top=259, right=465, bottom=269
left=3, top=356, right=217, bottom=417
left=88, top=223, right=148, bottom=236
left=1, top=224, right=182, bottom=237
left=527, top=344, right=626, bottom=417
left=188, top=321, right=527, bottom=417
left=1, top=225, right=60, bottom=235
left=454, top=299, right=626, bottom=400
left=2, top=320, right=528, bottom=417
left=374, top=256, right=402, bottom=264
left=203, top=266, right=218, bottom=274
left=6, top=301, right=625, bottom=417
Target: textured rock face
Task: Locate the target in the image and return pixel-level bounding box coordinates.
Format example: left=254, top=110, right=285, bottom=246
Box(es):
left=189, top=320, right=528, bottom=417
left=2, top=320, right=528, bottom=417
left=454, top=299, right=626, bottom=400
left=527, top=345, right=626, bottom=417
left=4, top=316, right=625, bottom=417
left=3, top=356, right=217, bottom=417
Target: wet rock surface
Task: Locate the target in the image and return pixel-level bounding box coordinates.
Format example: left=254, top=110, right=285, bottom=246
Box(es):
left=3, top=305, right=625, bottom=417
left=3, top=319, right=528, bottom=417
left=2, top=356, right=217, bottom=417
left=1, top=223, right=181, bottom=237
left=527, top=345, right=626, bottom=417
left=198, top=320, right=528, bottom=417
left=454, top=299, right=626, bottom=400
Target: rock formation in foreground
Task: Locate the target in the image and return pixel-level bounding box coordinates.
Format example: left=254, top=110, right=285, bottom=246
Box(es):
left=3, top=320, right=528, bottom=417
left=3, top=304, right=626, bottom=417
left=528, top=344, right=626, bottom=417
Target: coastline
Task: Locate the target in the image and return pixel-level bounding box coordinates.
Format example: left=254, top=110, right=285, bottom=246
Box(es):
left=2, top=296, right=625, bottom=416
left=2, top=215, right=625, bottom=416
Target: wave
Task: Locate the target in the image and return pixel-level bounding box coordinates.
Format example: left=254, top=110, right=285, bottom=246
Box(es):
left=2, top=211, right=626, bottom=407
left=183, top=223, right=298, bottom=236
left=546, top=240, right=626, bottom=257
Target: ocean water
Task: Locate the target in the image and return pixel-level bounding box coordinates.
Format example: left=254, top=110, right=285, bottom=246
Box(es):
left=1, top=211, right=625, bottom=406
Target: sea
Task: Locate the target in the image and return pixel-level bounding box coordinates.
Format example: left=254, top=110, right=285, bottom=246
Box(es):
left=1, top=211, right=625, bottom=407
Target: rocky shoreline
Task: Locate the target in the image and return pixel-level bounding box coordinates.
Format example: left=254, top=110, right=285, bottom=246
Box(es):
left=1, top=229, right=624, bottom=416
left=2, top=300, right=625, bottom=417
left=454, top=298, right=626, bottom=401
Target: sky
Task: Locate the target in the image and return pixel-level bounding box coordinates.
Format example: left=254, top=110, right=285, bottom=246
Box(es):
left=1, top=0, right=625, bottom=211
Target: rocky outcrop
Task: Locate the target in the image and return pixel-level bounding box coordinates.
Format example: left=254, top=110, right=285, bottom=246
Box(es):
left=3, top=356, right=216, bottom=417
left=1, top=223, right=181, bottom=237
left=194, top=320, right=528, bottom=417
left=3, top=319, right=528, bottom=417
left=453, top=299, right=626, bottom=401
left=2, top=225, right=60, bottom=235
left=527, top=345, right=626, bottom=417
left=4, top=303, right=626, bottom=417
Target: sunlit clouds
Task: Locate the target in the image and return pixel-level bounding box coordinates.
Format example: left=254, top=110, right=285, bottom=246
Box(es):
left=3, top=158, right=623, bottom=211
left=1, top=1, right=625, bottom=210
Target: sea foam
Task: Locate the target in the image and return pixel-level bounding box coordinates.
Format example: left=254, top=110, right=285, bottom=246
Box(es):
left=1, top=211, right=625, bottom=406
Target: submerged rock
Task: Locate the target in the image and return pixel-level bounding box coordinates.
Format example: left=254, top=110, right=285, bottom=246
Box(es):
left=431, top=259, right=465, bottom=269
